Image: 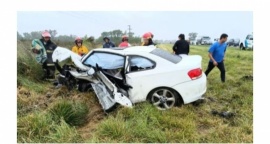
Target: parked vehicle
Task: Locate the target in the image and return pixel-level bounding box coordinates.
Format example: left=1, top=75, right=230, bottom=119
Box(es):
left=52, top=46, right=207, bottom=112
left=227, top=39, right=234, bottom=47
left=196, top=36, right=212, bottom=45
left=233, top=38, right=240, bottom=47
left=227, top=38, right=240, bottom=47
left=239, top=34, right=253, bottom=50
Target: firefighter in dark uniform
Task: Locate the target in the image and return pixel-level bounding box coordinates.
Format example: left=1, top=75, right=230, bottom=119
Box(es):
left=32, top=30, right=57, bottom=80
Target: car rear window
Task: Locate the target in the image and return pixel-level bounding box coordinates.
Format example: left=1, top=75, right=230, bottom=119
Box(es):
left=150, top=48, right=182, bottom=64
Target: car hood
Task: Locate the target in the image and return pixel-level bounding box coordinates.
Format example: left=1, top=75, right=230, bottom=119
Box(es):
left=52, top=47, right=90, bottom=71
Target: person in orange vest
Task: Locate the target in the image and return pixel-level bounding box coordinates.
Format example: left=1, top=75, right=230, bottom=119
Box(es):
left=71, top=37, right=89, bottom=56
left=119, top=35, right=131, bottom=48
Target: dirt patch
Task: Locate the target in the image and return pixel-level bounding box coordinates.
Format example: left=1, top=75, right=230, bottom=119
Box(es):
left=197, top=124, right=211, bottom=137
left=77, top=104, right=105, bottom=139
left=18, top=86, right=31, bottom=97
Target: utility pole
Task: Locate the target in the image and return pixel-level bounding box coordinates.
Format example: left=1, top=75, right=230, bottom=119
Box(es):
left=128, top=25, right=132, bottom=37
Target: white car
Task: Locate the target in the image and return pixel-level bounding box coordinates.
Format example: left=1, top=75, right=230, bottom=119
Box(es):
left=53, top=46, right=207, bottom=111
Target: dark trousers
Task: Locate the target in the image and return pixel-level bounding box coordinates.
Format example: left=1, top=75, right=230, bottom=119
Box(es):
left=205, top=61, right=226, bottom=82
left=42, top=62, right=56, bottom=79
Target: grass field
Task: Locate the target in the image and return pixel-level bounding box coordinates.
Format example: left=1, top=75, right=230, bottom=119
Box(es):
left=17, top=41, right=253, bottom=143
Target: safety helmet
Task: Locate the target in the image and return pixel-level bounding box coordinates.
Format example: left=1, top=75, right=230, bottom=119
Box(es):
left=122, top=35, right=129, bottom=42
left=42, top=30, right=51, bottom=38
left=75, top=37, right=83, bottom=43
left=142, top=32, right=152, bottom=39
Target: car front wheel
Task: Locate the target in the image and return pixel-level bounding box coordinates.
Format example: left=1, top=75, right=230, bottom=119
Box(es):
left=240, top=43, right=245, bottom=50
left=148, top=88, right=182, bottom=110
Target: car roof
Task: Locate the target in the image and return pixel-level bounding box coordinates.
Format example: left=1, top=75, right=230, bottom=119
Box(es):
left=92, top=46, right=156, bottom=55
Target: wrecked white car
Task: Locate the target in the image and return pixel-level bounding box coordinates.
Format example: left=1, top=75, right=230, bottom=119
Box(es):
left=52, top=46, right=207, bottom=112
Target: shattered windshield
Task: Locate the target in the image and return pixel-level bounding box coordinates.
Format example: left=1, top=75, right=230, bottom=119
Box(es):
left=83, top=52, right=125, bottom=69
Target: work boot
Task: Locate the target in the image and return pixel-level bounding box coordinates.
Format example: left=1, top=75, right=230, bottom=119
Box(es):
left=55, top=84, right=63, bottom=89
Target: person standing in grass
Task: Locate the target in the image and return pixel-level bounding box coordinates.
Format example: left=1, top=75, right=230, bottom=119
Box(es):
left=119, top=35, right=131, bottom=48
left=141, top=32, right=155, bottom=46
left=148, top=32, right=156, bottom=46
left=103, top=37, right=115, bottom=48
left=172, top=34, right=190, bottom=57
left=71, top=37, right=89, bottom=56
left=205, top=33, right=228, bottom=83
left=31, top=30, right=57, bottom=80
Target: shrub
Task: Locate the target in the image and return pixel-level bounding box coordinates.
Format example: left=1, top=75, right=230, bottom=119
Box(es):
left=49, top=100, right=89, bottom=126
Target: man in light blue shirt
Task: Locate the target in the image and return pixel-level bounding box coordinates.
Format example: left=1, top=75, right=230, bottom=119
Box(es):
left=205, top=33, right=228, bottom=83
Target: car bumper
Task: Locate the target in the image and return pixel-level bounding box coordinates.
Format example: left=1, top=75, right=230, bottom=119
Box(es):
left=246, top=44, right=253, bottom=49
left=172, top=74, right=207, bottom=104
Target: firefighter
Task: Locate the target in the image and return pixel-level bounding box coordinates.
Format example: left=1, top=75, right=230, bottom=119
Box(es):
left=71, top=37, right=89, bottom=56
left=31, top=30, right=57, bottom=80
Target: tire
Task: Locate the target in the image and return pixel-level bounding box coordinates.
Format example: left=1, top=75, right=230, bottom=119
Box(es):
left=148, top=88, right=183, bottom=110
left=240, top=43, right=244, bottom=50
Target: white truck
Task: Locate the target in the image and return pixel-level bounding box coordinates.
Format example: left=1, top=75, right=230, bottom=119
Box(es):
left=239, top=34, right=253, bottom=50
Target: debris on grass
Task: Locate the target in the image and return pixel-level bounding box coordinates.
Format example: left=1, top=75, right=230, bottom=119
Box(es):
left=211, top=110, right=235, bottom=119
left=241, top=75, right=253, bottom=81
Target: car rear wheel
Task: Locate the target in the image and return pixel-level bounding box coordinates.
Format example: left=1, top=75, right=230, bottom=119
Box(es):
left=149, top=88, right=182, bottom=110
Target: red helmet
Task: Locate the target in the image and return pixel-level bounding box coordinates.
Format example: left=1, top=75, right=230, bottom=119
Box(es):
left=122, top=35, right=128, bottom=42
left=142, top=32, right=152, bottom=39
left=42, top=30, right=51, bottom=37
left=75, top=37, right=83, bottom=43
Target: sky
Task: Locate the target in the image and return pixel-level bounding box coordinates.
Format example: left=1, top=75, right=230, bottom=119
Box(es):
left=17, top=11, right=252, bottom=40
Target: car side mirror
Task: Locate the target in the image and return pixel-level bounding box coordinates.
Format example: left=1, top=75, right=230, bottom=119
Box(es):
left=87, top=67, right=95, bottom=76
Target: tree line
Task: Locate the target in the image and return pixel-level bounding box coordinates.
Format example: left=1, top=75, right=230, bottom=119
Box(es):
left=17, top=30, right=199, bottom=46
left=17, top=29, right=142, bottom=46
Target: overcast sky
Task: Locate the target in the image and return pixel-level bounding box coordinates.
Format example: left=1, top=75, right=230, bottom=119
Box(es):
left=17, top=11, right=252, bottom=40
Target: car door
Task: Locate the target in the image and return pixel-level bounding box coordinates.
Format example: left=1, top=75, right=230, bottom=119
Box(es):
left=124, top=55, right=156, bottom=103
left=82, top=52, right=132, bottom=111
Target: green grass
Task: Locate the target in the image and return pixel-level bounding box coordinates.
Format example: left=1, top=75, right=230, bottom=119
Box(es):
left=49, top=100, right=89, bottom=126
left=17, top=43, right=253, bottom=143
left=17, top=112, right=83, bottom=143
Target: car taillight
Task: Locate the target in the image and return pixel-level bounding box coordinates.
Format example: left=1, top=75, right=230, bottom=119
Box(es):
left=188, top=68, right=202, bottom=80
